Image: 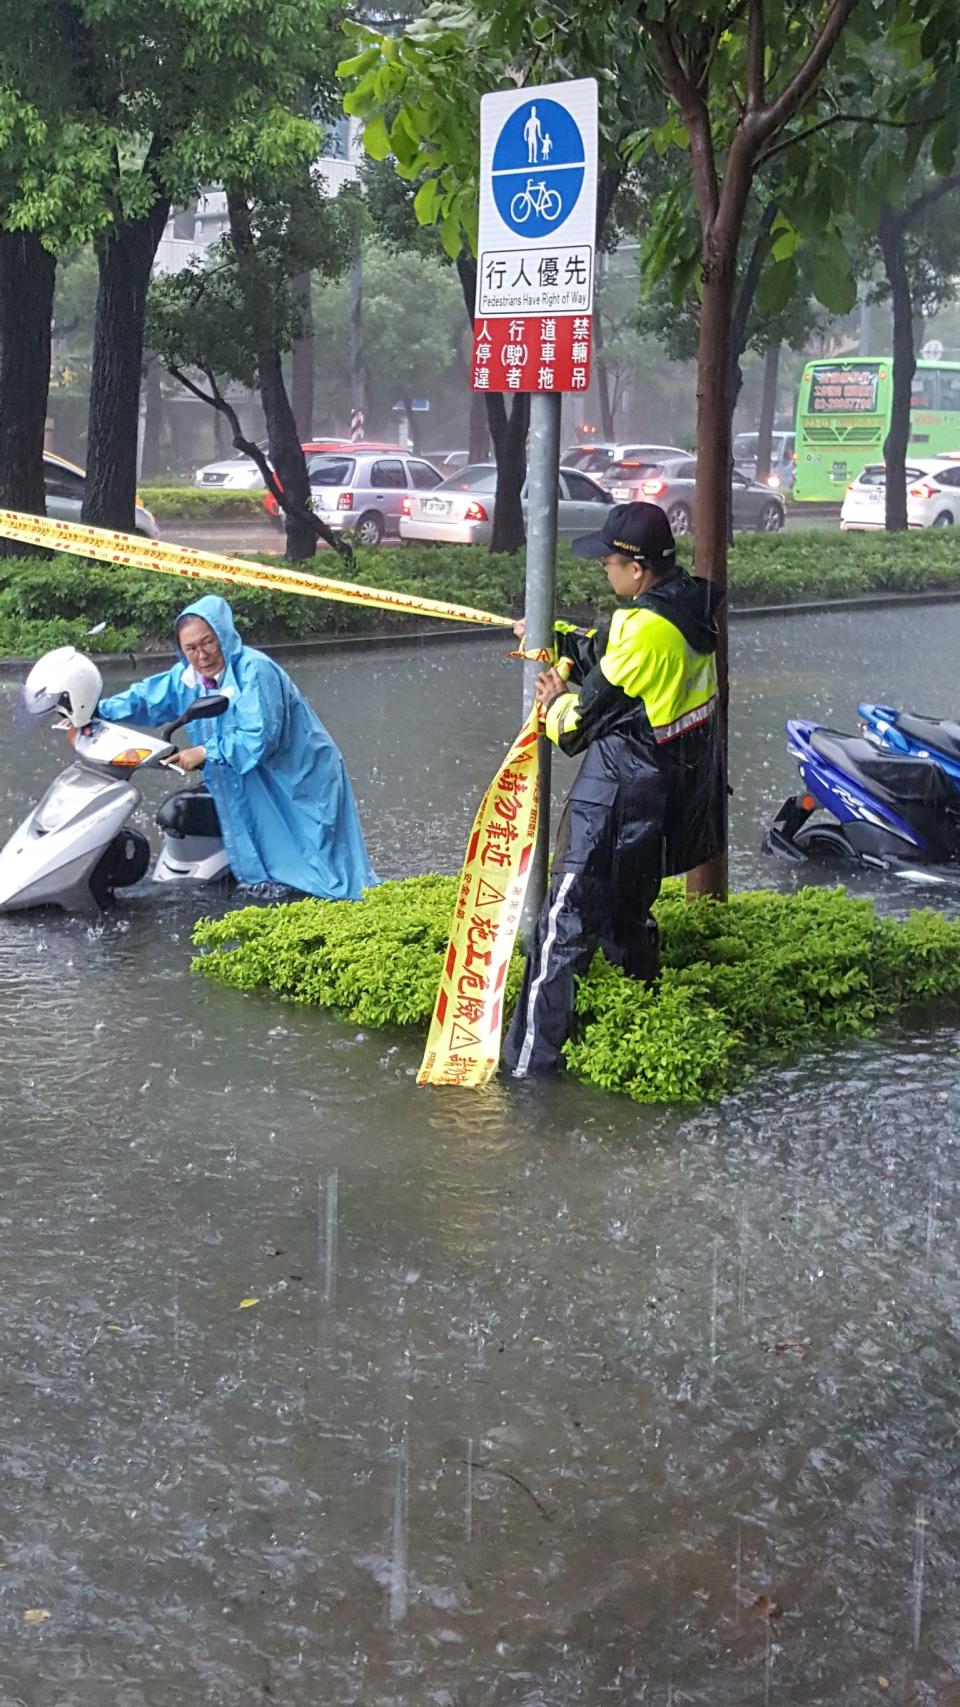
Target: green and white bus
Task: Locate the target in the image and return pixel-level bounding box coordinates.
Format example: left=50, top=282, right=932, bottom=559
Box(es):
left=793, top=356, right=960, bottom=501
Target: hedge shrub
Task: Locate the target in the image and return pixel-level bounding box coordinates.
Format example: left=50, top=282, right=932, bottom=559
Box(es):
left=2, top=529, right=960, bottom=656
left=191, top=878, right=960, bottom=1103
left=140, top=487, right=266, bottom=521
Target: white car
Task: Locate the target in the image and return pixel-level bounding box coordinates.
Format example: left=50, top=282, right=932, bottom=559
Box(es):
left=841, top=455, right=960, bottom=529
left=400, top=463, right=612, bottom=546
left=45, top=453, right=159, bottom=538
left=194, top=448, right=269, bottom=489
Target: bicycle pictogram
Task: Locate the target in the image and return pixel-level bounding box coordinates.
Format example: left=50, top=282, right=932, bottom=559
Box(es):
left=508, top=179, right=562, bottom=225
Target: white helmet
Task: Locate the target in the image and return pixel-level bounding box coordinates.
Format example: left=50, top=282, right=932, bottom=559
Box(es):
left=21, top=647, right=103, bottom=729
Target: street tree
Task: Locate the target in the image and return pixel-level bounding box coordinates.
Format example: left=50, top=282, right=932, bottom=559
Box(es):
left=148, top=171, right=361, bottom=560
left=0, top=0, right=349, bottom=534
left=312, top=240, right=466, bottom=448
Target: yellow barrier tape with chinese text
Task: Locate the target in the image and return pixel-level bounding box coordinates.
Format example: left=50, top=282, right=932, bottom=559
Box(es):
left=417, top=659, right=571, bottom=1087
left=417, top=706, right=541, bottom=1087
left=0, top=510, right=515, bottom=630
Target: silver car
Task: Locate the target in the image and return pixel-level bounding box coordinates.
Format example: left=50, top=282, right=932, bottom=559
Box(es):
left=606, top=454, right=785, bottom=534
left=308, top=450, right=444, bottom=547
left=400, top=463, right=612, bottom=546
left=45, top=453, right=159, bottom=538
left=566, top=441, right=689, bottom=478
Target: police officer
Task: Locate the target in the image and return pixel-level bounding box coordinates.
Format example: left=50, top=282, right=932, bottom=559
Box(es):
left=503, top=501, right=726, bottom=1078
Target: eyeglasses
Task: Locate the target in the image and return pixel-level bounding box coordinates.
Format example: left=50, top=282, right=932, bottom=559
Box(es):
left=180, top=636, right=220, bottom=657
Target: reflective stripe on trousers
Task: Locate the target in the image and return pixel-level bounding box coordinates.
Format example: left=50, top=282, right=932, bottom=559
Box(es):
left=515, top=872, right=577, bottom=1077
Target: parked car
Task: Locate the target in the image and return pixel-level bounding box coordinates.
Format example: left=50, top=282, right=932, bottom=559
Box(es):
left=840, top=455, right=960, bottom=530
left=194, top=444, right=271, bottom=489
left=422, top=449, right=470, bottom=473
left=307, top=450, right=444, bottom=546
left=262, top=440, right=406, bottom=521
left=564, top=441, right=689, bottom=478
left=606, top=455, right=785, bottom=534
left=45, top=452, right=159, bottom=538
left=733, top=430, right=796, bottom=491
left=400, top=463, right=612, bottom=546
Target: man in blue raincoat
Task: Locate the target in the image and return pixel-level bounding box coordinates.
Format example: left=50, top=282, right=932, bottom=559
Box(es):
left=98, top=594, right=377, bottom=898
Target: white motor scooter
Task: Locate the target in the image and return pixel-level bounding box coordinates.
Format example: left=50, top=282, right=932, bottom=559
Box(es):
left=0, top=646, right=232, bottom=915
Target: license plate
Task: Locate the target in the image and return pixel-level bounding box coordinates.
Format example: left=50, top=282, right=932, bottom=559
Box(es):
left=611, top=486, right=631, bottom=500
left=832, top=461, right=847, bottom=477
left=868, top=487, right=884, bottom=500
left=423, top=499, right=449, bottom=515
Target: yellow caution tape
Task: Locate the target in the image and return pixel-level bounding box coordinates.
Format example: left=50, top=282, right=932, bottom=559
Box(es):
left=417, top=659, right=573, bottom=1088
left=0, top=510, right=514, bottom=630
left=417, top=705, right=541, bottom=1087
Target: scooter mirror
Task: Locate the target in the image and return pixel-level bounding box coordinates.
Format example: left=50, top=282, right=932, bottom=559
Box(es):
left=159, top=695, right=230, bottom=740
left=185, top=694, right=230, bottom=722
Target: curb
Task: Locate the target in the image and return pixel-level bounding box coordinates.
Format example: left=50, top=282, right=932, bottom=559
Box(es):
left=1, top=587, right=958, bottom=675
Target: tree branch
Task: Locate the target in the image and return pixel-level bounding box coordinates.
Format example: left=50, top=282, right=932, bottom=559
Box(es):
left=745, top=0, right=765, bottom=112
left=166, top=362, right=354, bottom=567
left=755, top=0, right=857, bottom=144
left=756, top=109, right=944, bottom=168
left=902, top=168, right=960, bottom=228
left=645, top=19, right=719, bottom=231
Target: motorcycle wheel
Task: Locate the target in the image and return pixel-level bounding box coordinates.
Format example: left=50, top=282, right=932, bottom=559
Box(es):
left=793, top=823, right=859, bottom=864
left=89, top=829, right=151, bottom=906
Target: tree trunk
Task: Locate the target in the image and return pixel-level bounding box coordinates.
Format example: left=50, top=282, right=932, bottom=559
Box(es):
left=141, top=354, right=164, bottom=479
left=468, top=387, right=489, bottom=461
left=755, top=341, right=780, bottom=484
left=593, top=307, right=616, bottom=440
left=404, top=397, right=420, bottom=454
left=83, top=170, right=169, bottom=530
left=455, top=252, right=527, bottom=553
left=0, top=230, right=55, bottom=553
left=688, top=226, right=741, bottom=901
left=291, top=270, right=314, bottom=440
left=227, top=187, right=316, bottom=561
left=489, top=394, right=529, bottom=554
left=878, top=203, right=913, bottom=532
left=349, top=248, right=365, bottom=427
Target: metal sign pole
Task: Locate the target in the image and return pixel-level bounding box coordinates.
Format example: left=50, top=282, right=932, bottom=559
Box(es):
left=520, top=389, right=562, bottom=947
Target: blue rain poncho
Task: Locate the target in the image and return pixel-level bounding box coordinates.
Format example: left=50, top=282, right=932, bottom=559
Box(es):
left=98, top=594, right=377, bottom=898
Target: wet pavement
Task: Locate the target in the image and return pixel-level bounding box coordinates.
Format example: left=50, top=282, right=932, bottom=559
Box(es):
left=1, top=606, right=959, bottom=1704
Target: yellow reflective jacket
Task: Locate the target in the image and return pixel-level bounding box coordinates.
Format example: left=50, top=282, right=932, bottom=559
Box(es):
left=543, top=571, right=721, bottom=756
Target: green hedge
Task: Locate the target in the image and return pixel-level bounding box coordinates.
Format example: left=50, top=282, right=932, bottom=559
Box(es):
left=142, top=487, right=267, bottom=520
left=191, top=878, right=960, bottom=1103
left=2, top=530, right=960, bottom=657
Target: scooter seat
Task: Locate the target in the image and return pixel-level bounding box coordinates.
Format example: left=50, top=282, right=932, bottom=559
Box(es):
left=894, top=712, right=960, bottom=762
left=156, top=787, right=221, bottom=840
left=810, top=729, right=954, bottom=806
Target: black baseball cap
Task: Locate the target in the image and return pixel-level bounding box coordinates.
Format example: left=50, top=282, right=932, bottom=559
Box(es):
left=571, top=500, right=677, bottom=565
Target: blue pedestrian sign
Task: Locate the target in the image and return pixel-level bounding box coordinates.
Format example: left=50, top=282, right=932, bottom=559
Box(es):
left=492, top=98, right=586, bottom=240
left=477, top=78, right=598, bottom=320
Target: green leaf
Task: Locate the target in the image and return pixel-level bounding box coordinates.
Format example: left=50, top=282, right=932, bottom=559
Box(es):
left=413, top=176, right=440, bottom=225
left=336, top=48, right=381, bottom=79
left=756, top=255, right=797, bottom=316
left=440, top=210, right=461, bottom=258
left=810, top=239, right=858, bottom=316
left=362, top=114, right=393, bottom=162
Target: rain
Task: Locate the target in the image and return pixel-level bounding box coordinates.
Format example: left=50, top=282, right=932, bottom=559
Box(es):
left=1, top=610, right=959, bottom=1702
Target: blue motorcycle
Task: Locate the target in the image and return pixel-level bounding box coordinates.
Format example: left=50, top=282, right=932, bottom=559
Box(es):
left=858, top=703, right=960, bottom=786
left=763, top=716, right=960, bottom=885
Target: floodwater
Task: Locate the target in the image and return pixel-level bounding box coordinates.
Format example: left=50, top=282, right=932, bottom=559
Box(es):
left=1, top=607, right=959, bottom=1705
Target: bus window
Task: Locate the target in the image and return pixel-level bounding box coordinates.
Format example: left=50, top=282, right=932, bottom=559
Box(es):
left=911, top=369, right=938, bottom=409
left=940, top=371, right=960, bottom=412
left=808, top=363, right=881, bottom=414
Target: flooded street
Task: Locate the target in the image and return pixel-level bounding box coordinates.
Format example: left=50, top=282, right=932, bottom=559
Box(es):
left=1, top=606, right=960, bottom=1704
